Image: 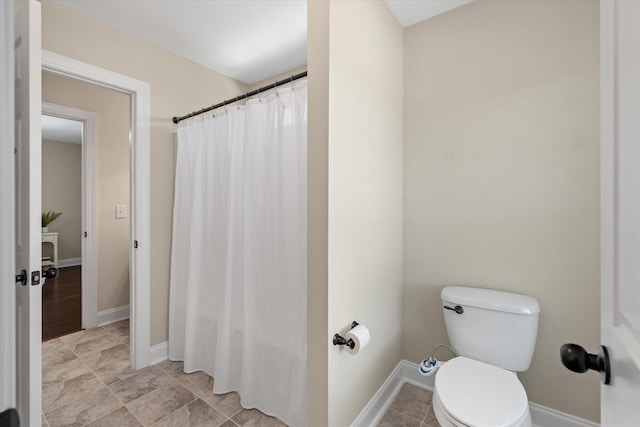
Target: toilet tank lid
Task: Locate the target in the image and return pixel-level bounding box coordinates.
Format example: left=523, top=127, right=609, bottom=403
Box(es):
left=441, top=286, right=540, bottom=315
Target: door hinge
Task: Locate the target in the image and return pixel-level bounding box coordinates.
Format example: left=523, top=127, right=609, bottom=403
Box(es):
left=84, top=231, right=87, bottom=238
left=134, top=240, right=138, bottom=249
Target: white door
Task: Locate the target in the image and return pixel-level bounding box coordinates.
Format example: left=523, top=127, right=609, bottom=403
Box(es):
left=600, top=0, right=640, bottom=424
left=14, top=1, right=42, bottom=426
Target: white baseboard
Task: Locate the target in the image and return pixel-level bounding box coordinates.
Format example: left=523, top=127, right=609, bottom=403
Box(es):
left=351, top=359, right=599, bottom=427
left=529, top=402, right=599, bottom=427
left=150, top=341, right=168, bottom=365
left=350, top=361, right=406, bottom=427
left=58, top=257, right=82, bottom=268
left=351, top=360, right=435, bottom=427
left=97, top=305, right=129, bottom=326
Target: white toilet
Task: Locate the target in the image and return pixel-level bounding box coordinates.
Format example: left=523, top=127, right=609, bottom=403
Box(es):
left=433, top=286, right=540, bottom=427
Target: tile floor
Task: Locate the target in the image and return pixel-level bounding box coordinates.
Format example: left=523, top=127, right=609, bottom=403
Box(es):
left=42, top=320, right=287, bottom=427
left=377, top=384, right=441, bottom=427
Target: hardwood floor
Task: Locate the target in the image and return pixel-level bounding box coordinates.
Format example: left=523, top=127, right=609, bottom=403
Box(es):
left=42, top=265, right=82, bottom=341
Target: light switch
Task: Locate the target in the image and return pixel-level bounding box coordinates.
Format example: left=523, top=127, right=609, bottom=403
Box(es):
left=116, top=205, right=126, bottom=219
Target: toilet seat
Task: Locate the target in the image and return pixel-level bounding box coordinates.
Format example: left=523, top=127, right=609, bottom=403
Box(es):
left=434, top=357, right=530, bottom=427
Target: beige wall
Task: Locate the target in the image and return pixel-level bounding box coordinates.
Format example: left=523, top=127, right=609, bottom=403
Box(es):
left=43, top=72, right=131, bottom=312
left=403, top=0, right=600, bottom=421
left=323, top=1, right=404, bottom=425
left=41, top=139, right=81, bottom=260
left=41, top=0, right=247, bottom=344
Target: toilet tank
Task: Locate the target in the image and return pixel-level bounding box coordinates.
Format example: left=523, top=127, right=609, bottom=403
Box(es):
left=441, top=286, right=540, bottom=372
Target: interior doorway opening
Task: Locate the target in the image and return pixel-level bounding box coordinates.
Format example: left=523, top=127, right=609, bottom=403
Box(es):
left=41, top=73, right=132, bottom=343
left=40, top=111, right=88, bottom=341
left=42, top=50, right=151, bottom=369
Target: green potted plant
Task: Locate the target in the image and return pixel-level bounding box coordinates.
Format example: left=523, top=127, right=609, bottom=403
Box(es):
left=42, top=210, right=62, bottom=233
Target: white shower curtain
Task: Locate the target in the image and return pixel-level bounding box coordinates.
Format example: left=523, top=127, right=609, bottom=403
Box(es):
left=169, top=81, right=307, bottom=426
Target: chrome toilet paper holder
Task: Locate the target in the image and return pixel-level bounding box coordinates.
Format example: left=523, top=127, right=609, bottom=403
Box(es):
left=332, top=321, right=359, bottom=350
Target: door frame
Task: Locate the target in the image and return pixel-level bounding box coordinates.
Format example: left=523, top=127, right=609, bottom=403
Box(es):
left=0, top=0, right=16, bottom=413
left=41, top=101, right=98, bottom=330
left=41, top=50, right=152, bottom=369
left=600, top=0, right=640, bottom=422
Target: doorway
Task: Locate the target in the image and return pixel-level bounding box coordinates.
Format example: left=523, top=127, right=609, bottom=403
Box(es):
left=40, top=112, right=86, bottom=340
left=41, top=73, right=133, bottom=345
left=42, top=50, right=151, bottom=369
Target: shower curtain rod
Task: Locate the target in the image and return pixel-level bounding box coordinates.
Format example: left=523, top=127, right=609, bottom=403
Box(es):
left=172, top=71, right=307, bottom=124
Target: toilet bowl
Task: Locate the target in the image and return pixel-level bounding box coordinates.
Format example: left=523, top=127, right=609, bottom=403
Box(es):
left=433, top=357, right=531, bottom=427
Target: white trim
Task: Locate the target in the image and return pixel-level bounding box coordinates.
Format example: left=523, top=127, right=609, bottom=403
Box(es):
left=350, top=361, right=407, bottom=427
left=150, top=341, right=169, bottom=366
left=42, top=101, right=97, bottom=329
left=57, top=257, right=82, bottom=268
left=0, top=0, right=16, bottom=412
left=351, top=360, right=599, bottom=427
left=41, top=50, right=151, bottom=370
left=529, top=402, right=599, bottom=427
left=97, top=305, right=130, bottom=326
left=399, top=359, right=436, bottom=391
left=14, top=3, right=43, bottom=425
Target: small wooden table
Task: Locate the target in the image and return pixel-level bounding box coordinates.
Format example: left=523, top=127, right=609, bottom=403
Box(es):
left=42, top=231, right=59, bottom=267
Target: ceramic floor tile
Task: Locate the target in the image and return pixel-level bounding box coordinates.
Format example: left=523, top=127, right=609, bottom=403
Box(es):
left=103, top=319, right=130, bottom=342
left=71, top=333, right=122, bottom=357
left=42, top=344, right=76, bottom=370
left=110, top=366, right=176, bottom=404
left=42, top=338, right=67, bottom=354
left=42, top=370, right=104, bottom=412
left=231, top=408, right=287, bottom=427
left=152, top=398, right=226, bottom=427
left=42, top=332, right=286, bottom=427
left=61, top=327, right=109, bottom=348
left=79, top=342, right=129, bottom=369
left=155, top=359, right=185, bottom=378
left=125, top=381, right=196, bottom=425
left=93, top=357, right=140, bottom=385
left=103, top=319, right=129, bottom=335
left=377, top=410, right=422, bottom=427
left=423, top=404, right=440, bottom=427
left=200, top=391, right=243, bottom=418
left=45, top=387, right=122, bottom=427
left=388, top=384, right=432, bottom=422
left=86, top=406, right=143, bottom=427
left=42, top=356, right=89, bottom=386
left=175, top=371, right=214, bottom=396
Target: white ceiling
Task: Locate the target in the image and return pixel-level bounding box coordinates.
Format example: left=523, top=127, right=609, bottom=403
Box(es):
left=42, top=115, right=83, bottom=144
left=52, top=0, right=473, bottom=86
left=54, top=0, right=307, bottom=85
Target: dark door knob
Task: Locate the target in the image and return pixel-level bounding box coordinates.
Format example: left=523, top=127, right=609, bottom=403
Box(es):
left=43, top=267, right=59, bottom=280
left=560, top=343, right=611, bottom=385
